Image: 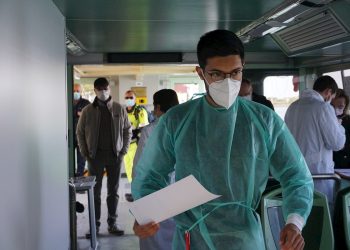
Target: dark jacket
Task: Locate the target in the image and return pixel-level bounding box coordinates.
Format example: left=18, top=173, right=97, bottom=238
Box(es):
left=73, top=98, right=90, bottom=145
left=76, top=97, right=132, bottom=159
left=252, top=92, right=274, bottom=110
left=334, top=115, right=350, bottom=168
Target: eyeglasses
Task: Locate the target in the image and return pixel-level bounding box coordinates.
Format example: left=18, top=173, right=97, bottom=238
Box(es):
left=125, top=97, right=134, bottom=100
left=204, top=68, right=243, bottom=82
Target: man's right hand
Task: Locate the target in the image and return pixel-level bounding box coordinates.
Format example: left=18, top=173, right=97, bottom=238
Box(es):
left=280, top=224, right=304, bottom=250
left=133, top=220, right=160, bottom=239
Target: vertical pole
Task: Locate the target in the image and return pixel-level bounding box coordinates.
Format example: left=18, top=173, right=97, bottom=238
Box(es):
left=88, top=187, right=97, bottom=249
left=67, top=64, right=75, bottom=178
left=299, top=68, right=307, bottom=94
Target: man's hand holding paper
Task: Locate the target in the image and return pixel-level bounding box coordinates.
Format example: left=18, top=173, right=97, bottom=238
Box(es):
left=129, top=175, right=220, bottom=225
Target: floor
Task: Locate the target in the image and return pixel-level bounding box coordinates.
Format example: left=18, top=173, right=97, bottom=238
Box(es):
left=76, top=174, right=139, bottom=250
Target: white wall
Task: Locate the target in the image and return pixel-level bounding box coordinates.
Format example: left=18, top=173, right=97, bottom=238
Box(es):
left=0, top=0, right=68, bottom=249
left=118, top=75, right=160, bottom=109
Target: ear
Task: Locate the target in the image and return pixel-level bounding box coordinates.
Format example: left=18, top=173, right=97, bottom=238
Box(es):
left=196, top=66, right=204, bottom=80
left=326, top=89, right=333, bottom=98
left=154, top=104, right=160, bottom=112
left=248, top=85, right=253, bottom=93
left=154, top=104, right=162, bottom=117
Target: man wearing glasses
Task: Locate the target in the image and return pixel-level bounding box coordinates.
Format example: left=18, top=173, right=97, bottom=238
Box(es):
left=239, top=78, right=275, bottom=110
left=132, top=29, right=313, bottom=250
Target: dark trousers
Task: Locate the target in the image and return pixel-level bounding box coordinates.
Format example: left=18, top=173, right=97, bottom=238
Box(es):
left=76, top=146, right=86, bottom=176
left=87, top=154, right=123, bottom=227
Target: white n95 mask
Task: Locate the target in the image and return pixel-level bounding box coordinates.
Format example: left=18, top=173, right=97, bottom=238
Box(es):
left=208, top=78, right=241, bottom=109
left=96, top=89, right=110, bottom=101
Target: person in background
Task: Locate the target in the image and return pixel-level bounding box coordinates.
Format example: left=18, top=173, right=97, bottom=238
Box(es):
left=133, top=89, right=179, bottom=250
left=73, top=83, right=90, bottom=176
left=285, top=75, right=345, bottom=174
left=331, top=89, right=350, bottom=168
left=132, top=29, right=313, bottom=250
left=285, top=75, right=345, bottom=213
left=238, top=78, right=274, bottom=110
left=124, top=90, right=149, bottom=202
left=77, top=78, right=132, bottom=236
left=292, top=75, right=300, bottom=92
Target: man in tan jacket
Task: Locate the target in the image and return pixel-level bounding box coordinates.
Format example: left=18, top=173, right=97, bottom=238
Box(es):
left=77, top=77, right=132, bottom=236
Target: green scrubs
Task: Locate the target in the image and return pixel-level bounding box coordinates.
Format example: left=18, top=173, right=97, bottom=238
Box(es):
left=132, top=96, right=313, bottom=250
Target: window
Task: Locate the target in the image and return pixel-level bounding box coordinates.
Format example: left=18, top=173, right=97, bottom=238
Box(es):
left=174, top=83, right=201, bottom=103
left=323, top=71, right=343, bottom=88
left=342, top=69, right=350, bottom=97
left=168, top=75, right=206, bottom=103
left=264, top=76, right=299, bottom=120
left=344, top=69, right=350, bottom=77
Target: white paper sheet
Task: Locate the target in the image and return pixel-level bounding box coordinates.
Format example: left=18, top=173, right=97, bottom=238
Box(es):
left=128, top=175, right=221, bottom=225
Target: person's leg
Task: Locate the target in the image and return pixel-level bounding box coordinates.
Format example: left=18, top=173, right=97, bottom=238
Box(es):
left=124, top=142, right=137, bottom=182
left=76, top=146, right=86, bottom=176
left=87, top=158, right=104, bottom=229
left=125, top=143, right=137, bottom=201
left=105, top=155, right=124, bottom=235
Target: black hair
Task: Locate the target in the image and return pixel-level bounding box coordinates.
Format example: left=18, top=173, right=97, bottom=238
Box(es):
left=153, top=89, right=179, bottom=113
left=313, top=75, right=338, bottom=94
left=94, top=77, right=109, bottom=88
left=241, top=78, right=251, bottom=85
left=197, top=29, right=244, bottom=69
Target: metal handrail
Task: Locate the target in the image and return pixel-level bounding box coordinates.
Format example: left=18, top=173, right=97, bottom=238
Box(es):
left=312, top=173, right=342, bottom=181
left=335, top=170, right=350, bottom=181
left=268, top=173, right=342, bottom=181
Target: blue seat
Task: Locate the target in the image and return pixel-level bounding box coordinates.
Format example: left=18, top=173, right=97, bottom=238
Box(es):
left=261, top=188, right=334, bottom=250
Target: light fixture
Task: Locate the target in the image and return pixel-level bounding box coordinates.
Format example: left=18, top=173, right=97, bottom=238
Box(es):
left=66, top=30, right=86, bottom=56
left=261, top=26, right=285, bottom=36
left=265, top=20, right=287, bottom=28
left=240, top=35, right=251, bottom=44
left=236, top=0, right=333, bottom=42
left=269, top=3, right=299, bottom=19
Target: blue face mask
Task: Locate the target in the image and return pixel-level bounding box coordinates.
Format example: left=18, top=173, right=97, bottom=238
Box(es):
left=125, top=99, right=135, bottom=107
left=73, top=92, right=81, bottom=100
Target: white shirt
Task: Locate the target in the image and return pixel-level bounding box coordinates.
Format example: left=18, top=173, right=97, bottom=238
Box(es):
left=285, top=89, right=345, bottom=174
left=133, top=120, right=158, bottom=169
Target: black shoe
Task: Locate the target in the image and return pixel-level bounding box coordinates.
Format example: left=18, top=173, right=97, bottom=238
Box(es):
left=76, top=201, right=84, bottom=213
left=85, top=227, right=99, bottom=239
left=125, top=193, right=134, bottom=202
left=108, top=224, right=124, bottom=236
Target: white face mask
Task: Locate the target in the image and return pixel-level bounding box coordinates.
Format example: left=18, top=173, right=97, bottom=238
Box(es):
left=73, top=92, right=81, bottom=100
left=95, top=89, right=110, bottom=101
left=325, top=93, right=336, bottom=104
left=207, top=78, right=241, bottom=109
left=125, top=99, right=136, bottom=107
left=335, top=108, right=344, bottom=116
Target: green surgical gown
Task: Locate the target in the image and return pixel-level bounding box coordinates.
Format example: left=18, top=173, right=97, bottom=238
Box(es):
left=132, top=96, right=313, bottom=250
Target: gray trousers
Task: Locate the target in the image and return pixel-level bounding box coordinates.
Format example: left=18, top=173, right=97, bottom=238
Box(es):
left=87, top=153, right=123, bottom=227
